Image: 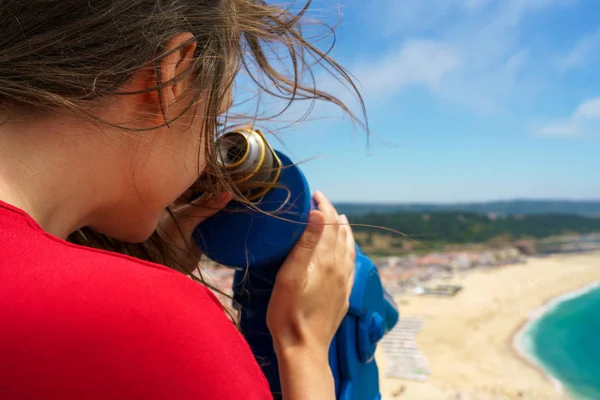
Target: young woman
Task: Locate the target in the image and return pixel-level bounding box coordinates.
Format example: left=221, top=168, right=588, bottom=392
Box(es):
left=0, top=0, right=363, bottom=399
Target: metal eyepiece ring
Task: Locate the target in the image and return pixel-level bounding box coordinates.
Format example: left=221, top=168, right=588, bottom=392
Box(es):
left=216, top=129, right=282, bottom=201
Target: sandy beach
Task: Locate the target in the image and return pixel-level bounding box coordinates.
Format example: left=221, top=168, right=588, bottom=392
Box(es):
left=376, top=251, right=600, bottom=400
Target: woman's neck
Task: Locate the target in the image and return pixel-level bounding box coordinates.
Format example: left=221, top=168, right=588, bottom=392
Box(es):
left=0, top=116, right=128, bottom=239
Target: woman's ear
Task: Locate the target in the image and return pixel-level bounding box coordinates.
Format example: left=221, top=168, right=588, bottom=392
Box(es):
left=159, top=32, right=197, bottom=106
left=127, top=32, right=196, bottom=127
left=118, top=32, right=197, bottom=128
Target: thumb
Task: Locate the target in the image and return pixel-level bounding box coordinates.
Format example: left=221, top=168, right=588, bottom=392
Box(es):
left=285, top=210, right=326, bottom=267
left=157, top=192, right=232, bottom=253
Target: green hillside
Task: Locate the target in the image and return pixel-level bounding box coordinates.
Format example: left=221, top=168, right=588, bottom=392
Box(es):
left=348, top=212, right=600, bottom=246
left=335, top=200, right=600, bottom=217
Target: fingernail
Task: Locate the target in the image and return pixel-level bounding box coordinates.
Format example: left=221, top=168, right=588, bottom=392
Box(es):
left=216, top=192, right=230, bottom=202
left=340, top=214, right=348, bottom=225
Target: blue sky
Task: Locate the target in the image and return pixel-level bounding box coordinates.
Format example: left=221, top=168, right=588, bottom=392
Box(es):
left=235, top=0, right=600, bottom=203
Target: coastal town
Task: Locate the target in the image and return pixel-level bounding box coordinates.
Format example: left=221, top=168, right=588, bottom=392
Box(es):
left=202, top=233, right=600, bottom=303
left=201, top=247, right=523, bottom=304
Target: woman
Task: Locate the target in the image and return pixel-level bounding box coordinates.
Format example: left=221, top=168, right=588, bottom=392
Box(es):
left=0, top=0, right=363, bottom=399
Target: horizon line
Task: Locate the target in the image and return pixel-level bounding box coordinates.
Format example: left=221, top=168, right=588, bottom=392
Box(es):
left=332, top=198, right=600, bottom=205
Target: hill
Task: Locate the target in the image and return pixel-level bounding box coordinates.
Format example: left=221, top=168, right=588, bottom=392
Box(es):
left=348, top=212, right=600, bottom=248
left=335, top=200, right=600, bottom=217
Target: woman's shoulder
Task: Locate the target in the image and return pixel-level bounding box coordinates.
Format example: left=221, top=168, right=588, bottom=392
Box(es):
left=0, top=205, right=273, bottom=399
left=0, top=198, right=231, bottom=336
left=0, top=199, right=195, bottom=291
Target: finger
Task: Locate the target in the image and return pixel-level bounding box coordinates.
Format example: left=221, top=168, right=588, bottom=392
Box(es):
left=171, top=192, right=232, bottom=230
left=189, top=191, right=232, bottom=209
left=346, top=268, right=355, bottom=300
left=172, top=189, right=195, bottom=206
left=283, top=210, right=326, bottom=273
left=344, top=216, right=356, bottom=262
left=313, top=191, right=338, bottom=222
left=335, top=214, right=349, bottom=261
left=313, top=191, right=340, bottom=248
left=341, top=215, right=356, bottom=288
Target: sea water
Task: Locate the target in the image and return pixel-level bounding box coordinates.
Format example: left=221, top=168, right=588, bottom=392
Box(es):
left=516, top=281, right=600, bottom=400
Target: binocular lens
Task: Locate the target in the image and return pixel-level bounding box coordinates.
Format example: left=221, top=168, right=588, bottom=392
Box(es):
left=216, top=129, right=282, bottom=201
left=220, top=134, right=249, bottom=166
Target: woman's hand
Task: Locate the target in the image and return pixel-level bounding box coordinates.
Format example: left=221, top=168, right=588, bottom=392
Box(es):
left=157, top=191, right=232, bottom=273
left=267, top=191, right=356, bottom=400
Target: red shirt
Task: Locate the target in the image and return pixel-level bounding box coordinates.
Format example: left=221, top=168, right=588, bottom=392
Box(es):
left=0, top=201, right=273, bottom=400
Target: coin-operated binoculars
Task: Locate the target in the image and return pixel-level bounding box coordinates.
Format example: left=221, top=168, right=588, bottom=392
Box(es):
left=194, top=128, right=399, bottom=400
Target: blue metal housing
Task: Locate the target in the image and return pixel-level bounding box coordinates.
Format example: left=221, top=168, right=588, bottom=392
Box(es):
left=194, top=151, right=399, bottom=400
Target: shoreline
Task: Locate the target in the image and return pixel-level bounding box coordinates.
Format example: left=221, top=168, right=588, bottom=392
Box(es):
left=511, top=318, right=567, bottom=399
left=378, top=251, right=600, bottom=400
left=511, top=279, right=600, bottom=400
left=507, top=318, right=554, bottom=390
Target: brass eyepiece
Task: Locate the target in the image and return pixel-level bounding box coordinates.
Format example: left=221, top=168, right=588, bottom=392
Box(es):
left=216, top=129, right=282, bottom=201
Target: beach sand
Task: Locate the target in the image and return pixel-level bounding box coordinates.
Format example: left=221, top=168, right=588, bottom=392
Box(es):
left=376, top=252, right=600, bottom=400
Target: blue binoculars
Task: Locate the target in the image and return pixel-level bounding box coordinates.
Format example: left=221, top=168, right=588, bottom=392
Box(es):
left=194, top=128, right=399, bottom=400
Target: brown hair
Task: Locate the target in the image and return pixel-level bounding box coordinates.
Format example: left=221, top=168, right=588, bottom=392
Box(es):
left=0, top=0, right=365, bottom=320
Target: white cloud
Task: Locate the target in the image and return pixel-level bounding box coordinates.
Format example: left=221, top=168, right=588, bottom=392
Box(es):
left=230, top=39, right=462, bottom=132
left=536, top=96, right=600, bottom=137
left=557, top=28, right=600, bottom=71
left=378, top=0, right=561, bottom=36
left=263, top=0, right=567, bottom=131
left=379, top=0, right=459, bottom=35
left=359, top=0, right=577, bottom=115
left=574, top=97, right=600, bottom=119
left=232, top=0, right=581, bottom=131
left=351, top=40, right=462, bottom=97
left=535, top=122, right=580, bottom=137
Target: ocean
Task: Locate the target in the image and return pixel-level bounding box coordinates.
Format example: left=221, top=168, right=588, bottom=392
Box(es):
left=515, top=281, right=600, bottom=400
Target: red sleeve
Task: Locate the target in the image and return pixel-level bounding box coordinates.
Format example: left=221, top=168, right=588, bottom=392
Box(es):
left=0, top=242, right=273, bottom=400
